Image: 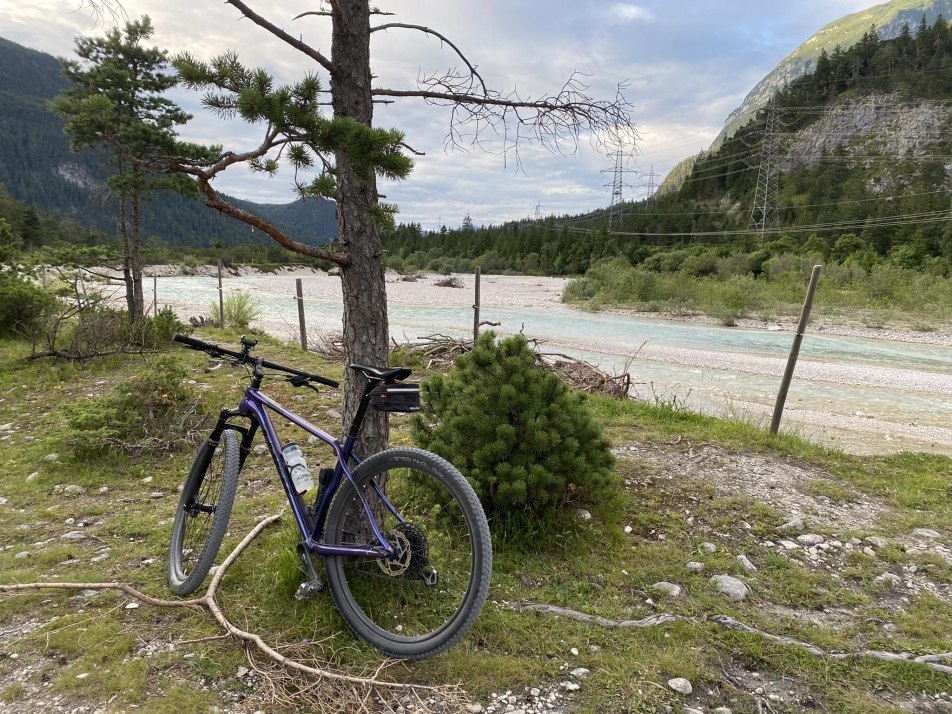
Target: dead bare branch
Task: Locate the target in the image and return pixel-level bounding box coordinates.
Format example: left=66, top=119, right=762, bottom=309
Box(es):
left=226, top=0, right=334, bottom=73
left=0, top=514, right=469, bottom=710
left=506, top=601, right=952, bottom=677
left=370, top=23, right=488, bottom=95
left=374, top=73, right=636, bottom=169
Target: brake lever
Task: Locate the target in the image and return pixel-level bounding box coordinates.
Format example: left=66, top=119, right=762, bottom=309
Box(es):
left=289, top=375, right=320, bottom=394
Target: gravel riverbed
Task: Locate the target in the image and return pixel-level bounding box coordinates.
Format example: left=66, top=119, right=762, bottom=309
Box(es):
left=131, top=266, right=952, bottom=456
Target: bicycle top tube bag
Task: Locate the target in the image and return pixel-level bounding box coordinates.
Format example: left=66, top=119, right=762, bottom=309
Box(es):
left=369, top=383, right=420, bottom=412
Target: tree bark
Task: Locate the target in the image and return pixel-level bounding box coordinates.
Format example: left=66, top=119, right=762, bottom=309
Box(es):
left=130, top=166, right=145, bottom=322
left=332, top=0, right=389, bottom=457
left=117, top=167, right=135, bottom=319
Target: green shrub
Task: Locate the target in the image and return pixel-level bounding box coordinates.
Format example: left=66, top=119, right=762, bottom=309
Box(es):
left=210, top=291, right=261, bottom=329
left=412, top=333, right=618, bottom=539
left=0, top=273, right=56, bottom=338
left=64, top=355, right=206, bottom=456
left=139, top=306, right=191, bottom=348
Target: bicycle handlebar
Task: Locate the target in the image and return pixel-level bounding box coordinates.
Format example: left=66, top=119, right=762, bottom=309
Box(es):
left=173, top=334, right=340, bottom=388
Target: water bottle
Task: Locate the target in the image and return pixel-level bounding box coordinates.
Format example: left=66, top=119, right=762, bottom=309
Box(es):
left=282, top=442, right=315, bottom=494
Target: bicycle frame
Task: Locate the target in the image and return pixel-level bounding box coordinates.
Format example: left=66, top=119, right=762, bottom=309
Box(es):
left=207, top=380, right=401, bottom=561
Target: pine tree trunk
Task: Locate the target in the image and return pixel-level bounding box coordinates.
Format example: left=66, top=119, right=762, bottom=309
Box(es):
left=118, top=186, right=134, bottom=320
left=332, top=0, right=389, bottom=457
left=130, top=170, right=145, bottom=322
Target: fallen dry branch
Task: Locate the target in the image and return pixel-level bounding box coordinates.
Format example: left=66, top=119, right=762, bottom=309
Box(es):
left=505, top=601, right=952, bottom=677
left=0, top=514, right=467, bottom=712
left=537, top=351, right=633, bottom=398
left=378, top=333, right=635, bottom=397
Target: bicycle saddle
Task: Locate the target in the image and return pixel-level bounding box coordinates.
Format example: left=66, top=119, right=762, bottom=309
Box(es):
left=349, top=364, right=412, bottom=382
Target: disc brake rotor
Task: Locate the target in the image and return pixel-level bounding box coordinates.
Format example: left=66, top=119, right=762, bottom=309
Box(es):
left=378, top=528, right=412, bottom=577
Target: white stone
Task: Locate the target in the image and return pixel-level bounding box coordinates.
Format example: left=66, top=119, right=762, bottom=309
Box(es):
left=624, top=525, right=633, bottom=534
left=64, top=485, right=87, bottom=496
left=736, top=554, right=757, bottom=572
left=713, top=708, right=733, bottom=714
left=61, top=531, right=86, bottom=541
left=668, top=677, right=693, bottom=695
left=575, top=509, right=592, bottom=521
left=14, top=551, right=30, bottom=559
left=562, top=682, right=580, bottom=692
left=710, top=574, right=750, bottom=601
left=653, top=582, right=683, bottom=597
left=912, top=528, right=941, bottom=540
left=236, top=666, right=249, bottom=678
left=27, top=472, right=39, bottom=481
left=700, top=542, right=717, bottom=553
left=141, top=476, right=154, bottom=484
left=779, top=517, right=804, bottom=532
left=43, top=453, right=60, bottom=462
left=797, top=534, right=824, bottom=546
left=570, top=668, right=591, bottom=678
left=874, top=573, right=902, bottom=587
left=570, top=647, right=579, bottom=656
left=865, top=536, right=889, bottom=549
left=779, top=540, right=799, bottom=550
left=75, top=673, right=90, bottom=680
left=686, top=561, right=705, bottom=572
left=863, top=546, right=877, bottom=557
left=125, top=602, right=140, bottom=610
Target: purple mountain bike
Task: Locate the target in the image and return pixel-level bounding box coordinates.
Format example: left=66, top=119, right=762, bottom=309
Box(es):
left=167, top=334, right=492, bottom=659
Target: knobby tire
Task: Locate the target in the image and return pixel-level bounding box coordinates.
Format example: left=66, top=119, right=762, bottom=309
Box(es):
left=323, top=448, right=492, bottom=659
left=167, top=429, right=240, bottom=595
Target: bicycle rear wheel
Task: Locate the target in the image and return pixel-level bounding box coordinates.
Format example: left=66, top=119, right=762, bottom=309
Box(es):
left=323, top=448, right=492, bottom=659
left=167, top=429, right=240, bottom=595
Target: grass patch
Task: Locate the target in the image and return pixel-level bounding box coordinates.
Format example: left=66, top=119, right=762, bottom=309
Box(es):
left=0, top=333, right=950, bottom=712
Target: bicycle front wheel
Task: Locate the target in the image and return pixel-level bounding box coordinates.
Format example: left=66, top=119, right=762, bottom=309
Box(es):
left=324, top=448, right=492, bottom=659
left=167, top=429, right=240, bottom=595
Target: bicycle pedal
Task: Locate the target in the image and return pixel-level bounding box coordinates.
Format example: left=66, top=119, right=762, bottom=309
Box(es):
left=294, top=578, right=324, bottom=600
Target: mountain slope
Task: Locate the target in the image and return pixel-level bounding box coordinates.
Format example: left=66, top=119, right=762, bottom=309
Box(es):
left=715, top=0, right=952, bottom=145
left=0, top=36, right=337, bottom=248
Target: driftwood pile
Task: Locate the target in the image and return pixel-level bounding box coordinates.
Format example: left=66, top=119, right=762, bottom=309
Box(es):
left=312, top=333, right=633, bottom=399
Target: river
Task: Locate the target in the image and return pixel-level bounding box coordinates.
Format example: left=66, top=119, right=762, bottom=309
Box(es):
left=145, top=270, right=952, bottom=456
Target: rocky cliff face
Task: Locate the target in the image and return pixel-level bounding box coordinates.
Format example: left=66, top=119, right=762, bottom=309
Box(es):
left=715, top=0, right=952, bottom=146
left=781, top=93, right=951, bottom=176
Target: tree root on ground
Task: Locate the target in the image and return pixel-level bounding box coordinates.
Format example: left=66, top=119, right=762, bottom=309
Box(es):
left=505, top=601, right=952, bottom=676
left=0, top=514, right=467, bottom=713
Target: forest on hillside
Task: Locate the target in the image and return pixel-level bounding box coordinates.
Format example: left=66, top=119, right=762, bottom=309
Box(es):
left=384, top=17, right=952, bottom=282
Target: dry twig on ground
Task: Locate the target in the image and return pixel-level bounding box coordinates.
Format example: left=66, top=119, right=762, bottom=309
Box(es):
left=0, top=514, right=468, bottom=713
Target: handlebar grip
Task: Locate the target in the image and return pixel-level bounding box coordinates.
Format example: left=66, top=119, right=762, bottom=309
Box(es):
left=173, top=334, right=242, bottom=359
left=173, top=334, right=210, bottom=350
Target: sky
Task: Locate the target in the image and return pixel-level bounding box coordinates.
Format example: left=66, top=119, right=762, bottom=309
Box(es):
left=0, top=0, right=878, bottom=229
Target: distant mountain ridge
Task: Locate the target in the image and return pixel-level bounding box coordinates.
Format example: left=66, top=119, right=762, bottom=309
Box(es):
left=0, top=36, right=337, bottom=248
left=715, top=0, right=952, bottom=146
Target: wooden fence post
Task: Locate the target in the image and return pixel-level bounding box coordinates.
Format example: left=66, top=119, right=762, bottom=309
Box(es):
left=771, top=264, right=822, bottom=434
left=473, top=266, right=481, bottom=344
left=217, top=259, right=225, bottom=329
left=295, top=278, right=308, bottom=350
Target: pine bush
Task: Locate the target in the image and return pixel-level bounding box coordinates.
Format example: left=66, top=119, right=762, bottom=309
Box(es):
left=412, top=333, right=617, bottom=531
left=64, top=355, right=206, bottom=456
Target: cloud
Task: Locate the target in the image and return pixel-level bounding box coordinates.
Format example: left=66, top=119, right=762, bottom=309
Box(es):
left=0, top=0, right=884, bottom=227
left=611, top=4, right=655, bottom=22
